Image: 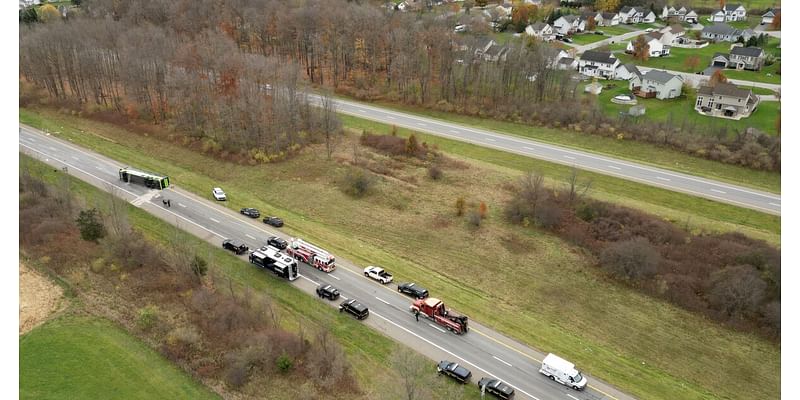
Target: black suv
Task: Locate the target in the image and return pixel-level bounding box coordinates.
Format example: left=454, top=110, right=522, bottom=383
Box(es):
left=339, top=299, right=369, bottom=320
left=437, top=360, right=471, bottom=384
left=263, top=216, right=284, bottom=227
left=397, top=282, right=429, bottom=299
left=222, top=239, right=249, bottom=255
left=240, top=208, right=260, bottom=218
left=316, top=284, right=340, bottom=300
left=267, top=236, right=288, bottom=250
left=478, top=377, right=515, bottom=399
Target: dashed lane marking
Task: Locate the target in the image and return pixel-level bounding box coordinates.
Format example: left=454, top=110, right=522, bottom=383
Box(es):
left=178, top=203, right=187, bottom=208
left=428, top=323, right=446, bottom=333
left=563, top=155, right=575, bottom=160
left=329, top=274, right=341, bottom=281
left=769, top=202, right=780, bottom=207
left=375, top=297, right=390, bottom=305
left=656, top=176, right=671, bottom=181
left=710, top=188, right=727, bottom=194
left=607, top=165, right=621, bottom=170
left=492, top=355, right=512, bottom=367
left=567, top=394, right=580, bottom=400
left=245, top=234, right=256, bottom=240
left=210, top=217, right=220, bottom=223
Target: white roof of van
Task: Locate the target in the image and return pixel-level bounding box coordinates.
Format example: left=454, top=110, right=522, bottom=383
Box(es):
left=543, top=353, right=577, bottom=372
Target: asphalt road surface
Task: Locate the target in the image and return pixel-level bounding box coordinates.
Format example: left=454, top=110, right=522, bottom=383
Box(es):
left=19, top=125, right=637, bottom=400
left=311, top=97, right=780, bottom=215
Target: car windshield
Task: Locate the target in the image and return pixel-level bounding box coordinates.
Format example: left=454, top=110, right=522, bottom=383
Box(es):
left=572, top=372, right=583, bottom=383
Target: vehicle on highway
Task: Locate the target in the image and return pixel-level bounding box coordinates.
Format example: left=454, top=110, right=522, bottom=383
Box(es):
left=397, top=282, right=429, bottom=299
left=222, top=239, right=248, bottom=255
left=267, top=236, right=288, bottom=250
left=339, top=299, right=369, bottom=319
left=437, top=360, right=471, bottom=384
left=119, top=167, right=170, bottom=190
left=250, top=246, right=298, bottom=281
left=240, top=207, right=260, bottom=218
left=539, top=353, right=587, bottom=391
left=263, top=216, right=284, bottom=227
left=478, top=377, right=515, bottom=399
left=364, top=266, right=393, bottom=284
left=287, top=237, right=336, bottom=272
left=411, top=297, right=468, bottom=334
left=212, top=187, right=227, bottom=201
left=316, top=283, right=340, bottom=300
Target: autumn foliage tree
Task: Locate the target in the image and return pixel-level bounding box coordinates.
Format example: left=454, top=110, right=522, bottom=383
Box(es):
left=770, top=11, right=780, bottom=30
left=709, top=69, right=728, bottom=87
left=684, top=54, right=701, bottom=71
left=595, top=0, right=620, bottom=12
left=586, top=16, right=596, bottom=32
left=632, top=35, right=650, bottom=61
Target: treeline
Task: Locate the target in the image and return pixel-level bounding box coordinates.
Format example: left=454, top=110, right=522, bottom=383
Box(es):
left=19, top=167, right=359, bottom=396
left=503, top=170, right=780, bottom=339
left=19, top=16, right=338, bottom=161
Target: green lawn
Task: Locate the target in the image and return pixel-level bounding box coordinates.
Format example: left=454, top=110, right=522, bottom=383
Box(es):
left=20, top=316, right=220, bottom=400
left=595, top=84, right=779, bottom=135
left=571, top=33, right=608, bottom=45
left=18, top=111, right=780, bottom=400
left=688, top=0, right=778, bottom=10
left=597, top=25, right=634, bottom=36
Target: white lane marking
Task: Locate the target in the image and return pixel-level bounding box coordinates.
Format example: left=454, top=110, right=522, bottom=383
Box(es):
left=656, top=176, right=671, bottom=181
left=28, top=138, right=36, bottom=142
left=357, top=108, right=367, bottom=113
left=299, top=274, right=319, bottom=286
left=710, top=189, right=727, bottom=194
left=20, top=143, right=226, bottom=240
left=607, top=165, right=621, bottom=170
left=492, top=355, right=512, bottom=367
left=563, top=155, right=575, bottom=160
left=210, top=217, right=221, bottom=223
left=49, top=146, right=57, bottom=151
left=245, top=234, right=256, bottom=240
left=71, top=156, right=79, bottom=161
left=485, top=138, right=496, bottom=142
left=369, top=312, right=540, bottom=400
left=386, top=116, right=396, bottom=120
left=375, top=297, right=390, bottom=305
left=428, top=323, right=446, bottom=333
left=567, top=394, right=580, bottom=400
left=769, top=202, right=780, bottom=207
left=450, top=130, right=459, bottom=134
left=340, top=295, right=349, bottom=300
left=178, top=203, right=187, bottom=208
left=95, top=166, right=103, bottom=170
left=329, top=274, right=341, bottom=281
left=417, top=122, right=427, bottom=126
left=523, top=146, right=535, bottom=150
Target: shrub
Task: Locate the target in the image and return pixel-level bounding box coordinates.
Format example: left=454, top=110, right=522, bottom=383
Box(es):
left=75, top=208, right=106, bottom=242
left=427, top=164, right=443, bottom=180
left=276, top=353, right=293, bottom=373
left=137, top=305, right=159, bottom=331
left=599, top=237, right=661, bottom=281
left=455, top=197, right=465, bottom=216
left=405, top=134, right=420, bottom=155
left=707, top=264, right=767, bottom=319
left=191, top=255, right=208, bottom=278
left=534, top=201, right=562, bottom=229
left=340, top=169, right=376, bottom=198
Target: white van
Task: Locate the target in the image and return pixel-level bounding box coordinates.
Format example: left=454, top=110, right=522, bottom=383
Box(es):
left=539, top=353, right=588, bottom=391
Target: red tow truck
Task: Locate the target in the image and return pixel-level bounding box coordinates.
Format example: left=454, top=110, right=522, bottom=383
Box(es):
left=410, top=297, right=468, bottom=335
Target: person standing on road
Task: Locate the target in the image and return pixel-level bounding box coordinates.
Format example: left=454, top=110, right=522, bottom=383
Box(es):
left=414, top=310, right=419, bottom=322
left=167, top=199, right=171, bottom=207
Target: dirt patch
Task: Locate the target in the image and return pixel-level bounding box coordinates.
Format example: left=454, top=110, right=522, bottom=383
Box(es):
left=20, top=263, right=65, bottom=335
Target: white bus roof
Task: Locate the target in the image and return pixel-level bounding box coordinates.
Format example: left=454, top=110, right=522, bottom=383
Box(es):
left=120, top=167, right=167, bottom=180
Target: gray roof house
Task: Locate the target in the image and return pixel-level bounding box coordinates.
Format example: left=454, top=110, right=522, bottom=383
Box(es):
left=762, top=8, right=779, bottom=25
left=615, top=63, right=642, bottom=81
left=695, top=82, right=759, bottom=119
left=709, top=47, right=766, bottom=71
left=629, top=70, right=684, bottom=99
left=701, top=23, right=751, bottom=42
left=578, top=50, right=620, bottom=79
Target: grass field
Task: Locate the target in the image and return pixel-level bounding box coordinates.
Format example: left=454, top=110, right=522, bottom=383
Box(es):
left=19, top=108, right=780, bottom=400
left=688, top=1, right=779, bottom=11
left=20, top=316, right=220, bottom=400
left=595, top=83, right=780, bottom=135
left=329, top=98, right=780, bottom=194
left=570, top=33, right=608, bottom=45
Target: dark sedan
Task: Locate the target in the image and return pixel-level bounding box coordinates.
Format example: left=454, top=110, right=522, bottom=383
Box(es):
left=240, top=208, right=260, bottom=218
left=267, top=236, right=288, bottom=250
left=478, top=377, right=515, bottom=399
left=437, top=360, right=471, bottom=384
left=222, top=239, right=249, bottom=255
left=263, top=216, right=284, bottom=227
left=397, top=282, right=429, bottom=299
left=316, top=283, right=340, bottom=300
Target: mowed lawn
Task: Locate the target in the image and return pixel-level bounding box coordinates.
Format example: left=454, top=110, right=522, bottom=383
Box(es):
left=20, top=316, right=220, bottom=400
left=595, top=83, right=780, bottom=135
left=19, top=108, right=780, bottom=400
left=616, top=40, right=781, bottom=84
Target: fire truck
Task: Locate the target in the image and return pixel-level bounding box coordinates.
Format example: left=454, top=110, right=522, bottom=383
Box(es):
left=286, top=238, right=336, bottom=272
left=410, top=297, right=468, bottom=335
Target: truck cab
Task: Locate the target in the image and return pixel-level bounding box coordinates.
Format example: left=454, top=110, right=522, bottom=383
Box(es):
left=364, top=266, right=393, bottom=284
left=539, top=353, right=587, bottom=391
left=411, top=297, right=468, bottom=334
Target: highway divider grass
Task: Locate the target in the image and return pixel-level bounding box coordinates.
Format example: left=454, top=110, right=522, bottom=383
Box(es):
left=334, top=97, right=781, bottom=194
left=20, top=315, right=221, bottom=400
left=19, top=108, right=780, bottom=400
left=21, top=154, right=478, bottom=400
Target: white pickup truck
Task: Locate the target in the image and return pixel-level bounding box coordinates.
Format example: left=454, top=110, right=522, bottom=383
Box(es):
left=364, top=266, right=393, bottom=284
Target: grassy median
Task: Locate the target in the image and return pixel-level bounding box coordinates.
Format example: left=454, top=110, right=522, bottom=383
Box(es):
left=20, top=108, right=780, bottom=400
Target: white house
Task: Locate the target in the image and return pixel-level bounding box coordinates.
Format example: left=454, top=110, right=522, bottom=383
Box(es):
left=629, top=70, right=684, bottom=99
left=761, top=8, right=779, bottom=25
left=557, top=57, right=578, bottom=71
left=553, top=15, right=585, bottom=35
left=723, top=4, right=747, bottom=22
left=618, top=6, right=656, bottom=24
left=709, top=10, right=726, bottom=23
left=578, top=50, right=620, bottom=79
left=525, top=22, right=555, bottom=42
left=596, top=12, right=620, bottom=26
left=695, top=83, right=758, bottom=119
left=626, top=33, right=670, bottom=57
left=659, top=25, right=685, bottom=44
left=661, top=5, right=698, bottom=23
left=615, top=63, right=642, bottom=81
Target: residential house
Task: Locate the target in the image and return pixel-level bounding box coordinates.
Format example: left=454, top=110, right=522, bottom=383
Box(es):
left=525, top=22, right=556, bottom=42
left=711, top=46, right=766, bottom=70
left=553, top=15, right=585, bottom=35
left=659, top=24, right=685, bottom=44
left=695, top=82, right=758, bottom=119
left=596, top=12, right=621, bottom=26
left=709, top=10, right=726, bottom=23
left=618, top=6, right=656, bottom=24
left=541, top=46, right=570, bottom=67
left=578, top=50, right=620, bottom=79
left=482, top=44, right=510, bottom=62
left=761, top=8, right=779, bottom=25
left=723, top=4, right=747, bottom=22
left=19, top=0, right=40, bottom=8
left=629, top=70, right=684, bottom=99
left=626, top=33, right=670, bottom=57
left=615, top=63, right=642, bottom=81
left=661, top=5, right=697, bottom=23
left=557, top=57, right=578, bottom=71
left=701, top=23, right=752, bottom=42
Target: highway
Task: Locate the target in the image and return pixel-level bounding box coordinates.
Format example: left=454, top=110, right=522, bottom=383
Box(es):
left=19, top=125, right=636, bottom=400
left=316, top=97, right=780, bottom=215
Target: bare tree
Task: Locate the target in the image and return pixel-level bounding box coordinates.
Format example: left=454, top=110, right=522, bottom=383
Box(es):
left=320, top=92, right=341, bottom=160
left=390, top=348, right=432, bottom=400
left=565, top=166, right=592, bottom=204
